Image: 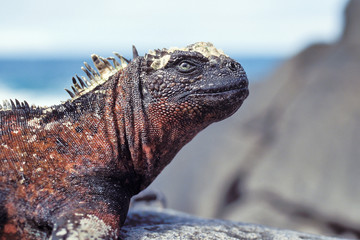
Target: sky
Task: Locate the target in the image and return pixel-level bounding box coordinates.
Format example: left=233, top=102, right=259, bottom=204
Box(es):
left=0, top=0, right=349, bottom=59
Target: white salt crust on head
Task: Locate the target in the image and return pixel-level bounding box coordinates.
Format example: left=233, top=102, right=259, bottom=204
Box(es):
left=147, top=42, right=228, bottom=70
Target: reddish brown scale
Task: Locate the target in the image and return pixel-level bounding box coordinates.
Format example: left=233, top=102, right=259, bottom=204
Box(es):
left=0, top=42, right=248, bottom=239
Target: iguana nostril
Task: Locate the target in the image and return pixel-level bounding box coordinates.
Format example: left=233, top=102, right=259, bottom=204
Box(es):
left=227, top=61, right=238, bottom=71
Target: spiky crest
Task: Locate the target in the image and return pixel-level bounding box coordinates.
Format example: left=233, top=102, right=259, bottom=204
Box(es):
left=0, top=42, right=226, bottom=112
left=0, top=99, right=37, bottom=111
left=0, top=47, right=133, bottom=112
left=65, top=52, right=131, bottom=100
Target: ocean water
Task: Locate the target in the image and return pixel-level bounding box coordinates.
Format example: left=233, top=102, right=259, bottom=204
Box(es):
left=0, top=56, right=283, bottom=106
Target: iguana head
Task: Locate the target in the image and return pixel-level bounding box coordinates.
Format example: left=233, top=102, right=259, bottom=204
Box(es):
left=139, top=42, right=249, bottom=131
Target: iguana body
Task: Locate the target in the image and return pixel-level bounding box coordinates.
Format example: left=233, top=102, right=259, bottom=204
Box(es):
left=0, top=42, right=249, bottom=239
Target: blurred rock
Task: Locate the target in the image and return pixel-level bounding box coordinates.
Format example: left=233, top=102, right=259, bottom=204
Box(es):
left=342, top=0, right=360, bottom=46
left=148, top=0, right=360, bottom=238
left=130, top=189, right=167, bottom=209
left=120, top=207, right=345, bottom=240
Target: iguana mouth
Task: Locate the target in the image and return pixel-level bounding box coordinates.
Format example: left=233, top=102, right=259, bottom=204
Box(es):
left=173, top=78, right=248, bottom=101
left=192, top=78, right=248, bottom=96
left=194, top=84, right=247, bottom=95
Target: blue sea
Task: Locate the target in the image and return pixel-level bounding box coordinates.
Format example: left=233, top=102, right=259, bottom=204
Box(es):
left=0, top=56, right=283, bottom=106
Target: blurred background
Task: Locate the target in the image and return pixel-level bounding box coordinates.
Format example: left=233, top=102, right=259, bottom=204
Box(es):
left=1, top=0, right=359, bottom=238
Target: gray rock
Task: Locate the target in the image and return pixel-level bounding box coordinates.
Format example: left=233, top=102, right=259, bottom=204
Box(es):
left=221, top=0, right=360, bottom=234
left=120, top=207, right=347, bottom=240
left=342, top=0, right=360, bottom=46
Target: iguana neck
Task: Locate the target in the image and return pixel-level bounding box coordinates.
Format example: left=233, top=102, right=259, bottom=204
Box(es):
left=111, top=62, right=205, bottom=191
left=111, top=61, right=156, bottom=191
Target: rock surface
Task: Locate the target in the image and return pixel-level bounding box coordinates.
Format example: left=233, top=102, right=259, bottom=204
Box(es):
left=120, top=207, right=347, bottom=240
left=149, top=0, right=360, bottom=238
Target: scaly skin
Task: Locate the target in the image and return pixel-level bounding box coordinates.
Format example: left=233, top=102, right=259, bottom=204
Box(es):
left=0, top=42, right=249, bottom=239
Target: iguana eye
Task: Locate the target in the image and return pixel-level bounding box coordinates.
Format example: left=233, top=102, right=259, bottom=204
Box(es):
left=177, top=61, right=196, bottom=73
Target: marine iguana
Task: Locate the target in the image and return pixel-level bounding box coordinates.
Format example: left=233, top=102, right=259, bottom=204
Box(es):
left=0, top=42, right=249, bottom=239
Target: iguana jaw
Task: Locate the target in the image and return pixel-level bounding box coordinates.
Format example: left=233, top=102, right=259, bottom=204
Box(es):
left=175, top=76, right=248, bottom=100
